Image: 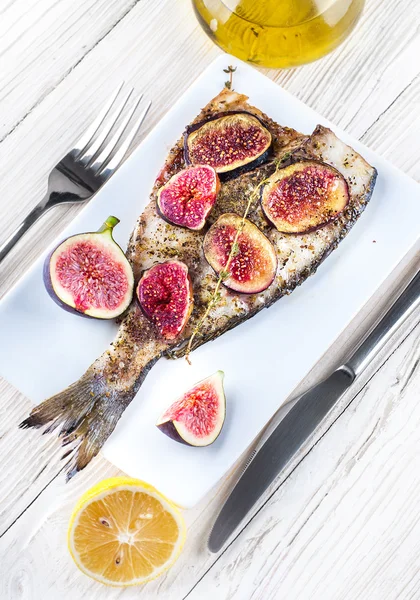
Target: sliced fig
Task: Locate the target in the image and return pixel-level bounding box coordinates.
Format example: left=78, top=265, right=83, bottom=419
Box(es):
left=204, top=213, right=277, bottom=294
left=156, top=371, right=226, bottom=446
left=261, top=161, right=349, bottom=234
left=44, top=216, right=134, bottom=319
left=157, top=165, right=220, bottom=230
left=184, top=112, right=271, bottom=176
left=137, top=260, right=193, bottom=340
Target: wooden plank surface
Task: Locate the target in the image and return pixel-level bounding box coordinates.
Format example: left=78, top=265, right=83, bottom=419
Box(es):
left=188, top=324, right=420, bottom=600
left=0, top=0, right=419, bottom=598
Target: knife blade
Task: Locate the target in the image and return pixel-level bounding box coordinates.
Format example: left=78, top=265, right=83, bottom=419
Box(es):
left=208, top=269, right=420, bottom=553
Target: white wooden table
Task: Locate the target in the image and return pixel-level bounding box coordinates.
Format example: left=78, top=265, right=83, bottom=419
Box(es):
left=1, top=1, right=419, bottom=598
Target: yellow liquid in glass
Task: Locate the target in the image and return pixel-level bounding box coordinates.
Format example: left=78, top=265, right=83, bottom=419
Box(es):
left=192, top=0, right=365, bottom=68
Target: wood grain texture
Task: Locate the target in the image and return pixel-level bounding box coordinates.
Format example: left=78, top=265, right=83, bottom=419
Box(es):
left=187, top=325, right=420, bottom=600
left=0, top=0, right=141, bottom=141
left=0, top=0, right=419, bottom=598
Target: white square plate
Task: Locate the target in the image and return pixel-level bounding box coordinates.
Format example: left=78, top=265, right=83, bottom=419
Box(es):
left=1, top=56, right=419, bottom=508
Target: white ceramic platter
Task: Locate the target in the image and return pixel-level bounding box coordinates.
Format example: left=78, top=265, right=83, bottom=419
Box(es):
left=1, top=55, right=419, bottom=508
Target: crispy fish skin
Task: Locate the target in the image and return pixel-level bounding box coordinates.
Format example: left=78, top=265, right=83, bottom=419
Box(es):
left=20, top=90, right=377, bottom=479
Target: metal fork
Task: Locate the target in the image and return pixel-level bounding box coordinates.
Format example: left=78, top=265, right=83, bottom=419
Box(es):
left=0, top=84, right=151, bottom=264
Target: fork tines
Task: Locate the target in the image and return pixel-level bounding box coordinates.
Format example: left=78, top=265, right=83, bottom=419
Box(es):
left=73, top=84, right=151, bottom=179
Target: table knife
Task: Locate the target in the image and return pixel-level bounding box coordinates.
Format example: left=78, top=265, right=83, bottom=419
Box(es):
left=208, top=269, right=420, bottom=553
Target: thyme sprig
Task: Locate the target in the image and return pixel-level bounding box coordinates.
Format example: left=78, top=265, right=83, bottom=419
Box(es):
left=223, top=65, right=236, bottom=90
left=185, top=159, right=283, bottom=364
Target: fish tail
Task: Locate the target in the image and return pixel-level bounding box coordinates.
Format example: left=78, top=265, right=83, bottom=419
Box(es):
left=20, top=375, right=96, bottom=434
left=19, top=367, right=136, bottom=480
left=62, top=396, right=131, bottom=481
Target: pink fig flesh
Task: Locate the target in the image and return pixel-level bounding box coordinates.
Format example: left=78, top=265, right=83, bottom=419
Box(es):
left=156, top=371, right=226, bottom=446
left=185, top=113, right=271, bottom=174
left=261, top=161, right=349, bottom=234
left=45, top=216, right=134, bottom=319
left=203, top=213, right=277, bottom=294
left=137, top=260, right=193, bottom=340
left=157, top=165, right=220, bottom=230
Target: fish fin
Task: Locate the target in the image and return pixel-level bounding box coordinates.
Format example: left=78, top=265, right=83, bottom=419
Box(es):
left=19, top=373, right=97, bottom=434
left=63, top=397, right=130, bottom=481
left=19, top=368, right=134, bottom=480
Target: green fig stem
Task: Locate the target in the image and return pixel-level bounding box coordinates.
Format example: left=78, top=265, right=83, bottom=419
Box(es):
left=185, top=159, right=284, bottom=365
left=97, top=216, right=120, bottom=235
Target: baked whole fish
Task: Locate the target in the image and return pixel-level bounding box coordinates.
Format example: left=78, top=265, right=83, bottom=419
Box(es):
left=20, top=88, right=377, bottom=478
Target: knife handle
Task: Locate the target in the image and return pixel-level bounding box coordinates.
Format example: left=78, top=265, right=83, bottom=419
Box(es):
left=346, top=270, right=420, bottom=377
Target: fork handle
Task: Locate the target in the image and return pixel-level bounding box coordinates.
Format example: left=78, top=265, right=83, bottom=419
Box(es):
left=0, top=202, right=47, bottom=264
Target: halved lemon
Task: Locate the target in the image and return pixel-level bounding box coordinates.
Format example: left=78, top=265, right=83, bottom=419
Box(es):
left=68, top=477, right=186, bottom=586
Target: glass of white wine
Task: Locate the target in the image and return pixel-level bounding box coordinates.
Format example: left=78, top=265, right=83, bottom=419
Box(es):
left=192, top=0, right=365, bottom=68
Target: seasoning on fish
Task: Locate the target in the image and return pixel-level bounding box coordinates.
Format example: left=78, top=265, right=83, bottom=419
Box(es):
left=20, top=88, right=377, bottom=479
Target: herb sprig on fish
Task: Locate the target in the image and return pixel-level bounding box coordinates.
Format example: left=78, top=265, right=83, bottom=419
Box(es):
left=185, top=160, right=283, bottom=363
left=19, top=86, right=377, bottom=480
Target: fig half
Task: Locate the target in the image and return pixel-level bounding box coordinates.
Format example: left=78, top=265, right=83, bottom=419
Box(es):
left=157, top=165, right=220, bottom=230
left=185, top=112, right=271, bottom=176
left=204, top=213, right=277, bottom=294
left=137, top=260, right=193, bottom=340
left=261, top=161, right=349, bottom=234
left=156, top=371, right=226, bottom=446
left=44, top=216, right=134, bottom=319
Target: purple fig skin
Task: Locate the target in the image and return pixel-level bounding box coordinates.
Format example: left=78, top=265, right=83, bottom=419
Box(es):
left=157, top=418, right=225, bottom=447
left=156, top=166, right=220, bottom=231
left=203, top=214, right=277, bottom=295
left=136, top=260, right=194, bottom=340
left=156, top=371, right=226, bottom=447
left=156, top=421, right=192, bottom=446
left=43, top=217, right=134, bottom=319
left=183, top=111, right=272, bottom=181
left=260, top=160, right=350, bottom=235
left=43, top=238, right=94, bottom=319
left=228, top=278, right=276, bottom=296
